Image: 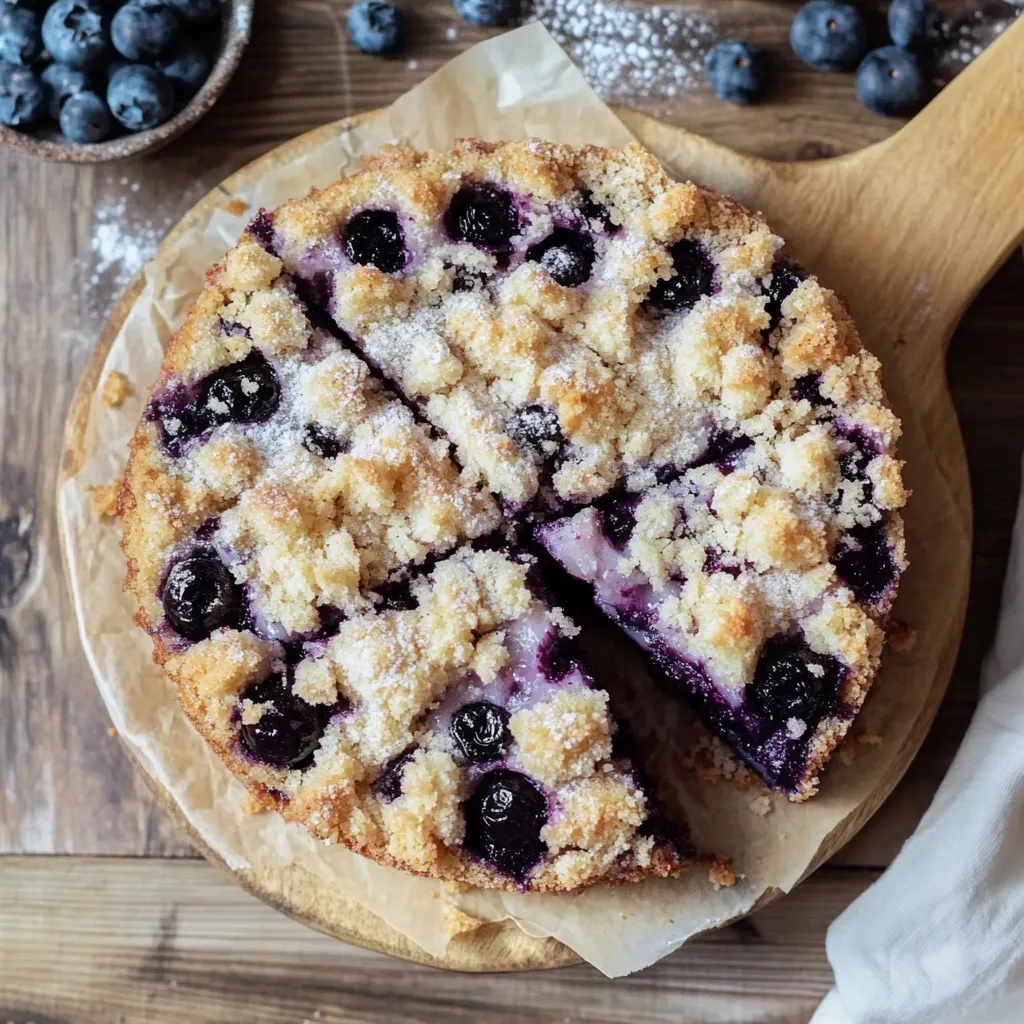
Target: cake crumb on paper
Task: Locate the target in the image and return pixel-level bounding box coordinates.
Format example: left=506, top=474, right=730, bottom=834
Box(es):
left=101, top=370, right=133, bottom=408
left=708, top=856, right=736, bottom=890
left=240, top=792, right=268, bottom=815
left=683, top=729, right=758, bottom=790
left=222, top=197, right=249, bottom=216
left=107, top=726, right=117, bottom=737
left=748, top=793, right=773, bottom=817
left=887, top=621, right=918, bottom=652
left=443, top=902, right=485, bottom=938
left=86, top=481, right=121, bottom=519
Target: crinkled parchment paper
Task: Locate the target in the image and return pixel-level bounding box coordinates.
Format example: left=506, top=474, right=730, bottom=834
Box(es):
left=59, top=24, right=967, bottom=976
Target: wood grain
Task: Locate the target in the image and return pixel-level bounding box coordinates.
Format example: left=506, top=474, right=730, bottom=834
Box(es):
left=0, top=855, right=876, bottom=1024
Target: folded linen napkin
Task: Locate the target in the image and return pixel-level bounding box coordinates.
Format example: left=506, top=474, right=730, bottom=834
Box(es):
left=812, top=458, right=1024, bottom=1024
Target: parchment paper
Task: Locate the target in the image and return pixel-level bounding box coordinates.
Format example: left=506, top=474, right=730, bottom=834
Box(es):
left=58, top=23, right=967, bottom=977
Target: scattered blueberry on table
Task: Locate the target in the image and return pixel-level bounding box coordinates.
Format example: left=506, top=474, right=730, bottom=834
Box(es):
left=790, top=1, right=868, bottom=72
left=0, top=0, right=225, bottom=142
left=704, top=38, right=768, bottom=105
left=346, top=0, right=405, bottom=56
left=856, top=44, right=924, bottom=116
left=888, top=0, right=943, bottom=52
left=453, top=0, right=521, bottom=28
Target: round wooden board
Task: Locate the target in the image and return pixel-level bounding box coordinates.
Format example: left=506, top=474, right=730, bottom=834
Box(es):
left=59, top=110, right=971, bottom=973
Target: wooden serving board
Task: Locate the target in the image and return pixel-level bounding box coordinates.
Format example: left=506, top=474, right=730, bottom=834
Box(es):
left=60, top=19, right=1024, bottom=973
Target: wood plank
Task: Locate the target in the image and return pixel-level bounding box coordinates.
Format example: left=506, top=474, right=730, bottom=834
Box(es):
left=0, top=856, right=873, bottom=1023
left=0, top=0, right=1020, bottom=865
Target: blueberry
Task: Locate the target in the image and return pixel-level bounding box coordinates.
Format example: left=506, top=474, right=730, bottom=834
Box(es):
left=302, top=423, right=344, bottom=459
left=155, top=37, right=209, bottom=99
left=342, top=209, right=408, bottom=273
left=646, top=238, right=715, bottom=312
left=749, top=638, right=843, bottom=723
left=464, top=770, right=547, bottom=879
left=162, top=554, right=242, bottom=640
left=372, top=576, right=418, bottom=612
left=59, top=89, right=109, bottom=142
left=0, top=6, right=41, bottom=66
left=200, top=352, right=282, bottom=425
left=346, top=0, right=404, bottom=56
left=0, top=63, right=43, bottom=125
left=581, top=190, right=616, bottom=233
left=450, top=265, right=486, bottom=292
left=450, top=702, right=512, bottom=763
left=689, top=430, right=754, bottom=472
left=238, top=674, right=328, bottom=770
left=40, top=62, right=91, bottom=118
left=373, top=748, right=415, bottom=801
left=166, top=0, right=221, bottom=24
left=453, top=0, right=520, bottom=27
left=537, top=632, right=580, bottom=682
left=112, top=2, right=178, bottom=61
left=505, top=404, right=564, bottom=463
left=42, top=1, right=110, bottom=70
left=763, top=259, right=804, bottom=332
left=856, top=46, right=924, bottom=118
left=790, top=373, right=831, bottom=406
left=444, top=183, right=520, bottom=248
left=704, top=39, right=767, bottom=105
left=790, top=1, right=867, bottom=72
left=597, top=495, right=637, bottom=549
left=107, top=63, right=174, bottom=129
left=526, top=228, right=595, bottom=287
left=888, top=0, right=941, bottom=52
left=248, top=209, right=276, bottom=252
left=833, top=522, right=898, bottom=602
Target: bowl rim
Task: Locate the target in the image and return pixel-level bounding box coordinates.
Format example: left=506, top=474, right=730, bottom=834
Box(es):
left=0, top=0, right=254, bottom=164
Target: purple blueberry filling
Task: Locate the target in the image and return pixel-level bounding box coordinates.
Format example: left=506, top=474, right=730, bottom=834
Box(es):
left=763, top=258, right=805, bottom=332
left=450, top=701, right=512, bottom=763
left=646, top=239, right=715, bottom=312
left=833, top=521, right=898, bottom=604
left=505, top=404, right=565, bottom=467
left=162, top=554, right=243, bottom=641
left=302, top=423, right=347, bottom=460
left=342, top=209, right=409, bottom=274
left=581, top=190, right=617, bottom=233
left=526, top=228, right=595, bottom=288
left=444, top=184, right=520, bottom=249
left=463, top=769, right=548, bottom=879
left=595, top=493, right=638, bottom=550
left=248, top=210, right=277, bottom=254
left=689, top=429, right=754, bottom=474
left=537, top=631, right=582, bottom=682
left=238, top=673, right=329, bottom=770
left=749, top=635, right=842, bottom=723
left=791, top=373, right=832, bottom=406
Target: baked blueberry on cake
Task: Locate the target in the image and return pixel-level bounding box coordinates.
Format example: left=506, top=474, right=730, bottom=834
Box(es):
left=121, top=139, right=907, bottom=889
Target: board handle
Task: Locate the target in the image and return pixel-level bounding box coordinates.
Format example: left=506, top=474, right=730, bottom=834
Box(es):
left=833, top=16, right=1024, bottom=352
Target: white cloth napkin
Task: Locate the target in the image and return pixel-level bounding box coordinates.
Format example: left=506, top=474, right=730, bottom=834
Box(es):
left=812, top=459, right=1024, bottom=1024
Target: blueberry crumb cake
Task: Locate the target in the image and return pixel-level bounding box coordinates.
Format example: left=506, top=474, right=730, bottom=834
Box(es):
left=120, top=138, right=907, bottom=891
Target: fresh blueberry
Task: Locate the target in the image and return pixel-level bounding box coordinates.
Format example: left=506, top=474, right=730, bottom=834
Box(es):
left=888, top=0, right=941, bottom=51
left=505, top=404, right=564, bottom=463
left=42, top=1, right=110, bottom=70
left=162, top=554, right=242, bottom=640
left=790, top=1, right=867, bottom=72
left=346, top=0, right=404, bottom=56
left=155, top=37, right=209, bottom=99
left=704, top=39, right=767, bottom=105
left=0, top=63, right=43, bottom=125
left=526, top=228, right=595, bottom=287
left=0, top=6, right=42, bottom=66
left=763, top=259, right=804, bottom=331
left=464, top=770, right=547, bottom=879
left=856, top=46, right=924, bottom=118
left=238, top=674, right=329, bottom=770
left=453, top=0, right=520, bottom=27
left=41, top=63, right=92, bottom=119
left=342, top=208, right=408, bottom=273
left=646, top=238, right=715, bottom=312
left=111, top=2, right=178, bottom=62
left=59, top=89, right=109, bottom=142
left=444, top=183, right=520, bottom=248
left=302, top=423, right=345, bottom=459
left=749, top=637, right=843, bottom=723
left=450, top=702, right=512, bottom=763
left=107, top=63, right=174, bottom=129
left=166, top=0, right=221, bottom=24
left=833, top=521, right=898, bottom=602
left=200, top=352, right=282, bottom=425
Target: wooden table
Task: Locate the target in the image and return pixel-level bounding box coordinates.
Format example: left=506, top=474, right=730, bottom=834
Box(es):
left=2, top=2, right=1021, bottom=1021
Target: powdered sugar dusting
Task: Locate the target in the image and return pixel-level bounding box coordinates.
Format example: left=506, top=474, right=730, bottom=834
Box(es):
left=524, top=0, right=716, bottom=110
left=89, top=196, right=170, bottom=292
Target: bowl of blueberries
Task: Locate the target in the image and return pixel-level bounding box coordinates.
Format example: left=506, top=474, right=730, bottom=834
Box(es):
left=0, top=0, right=252, bottom=161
